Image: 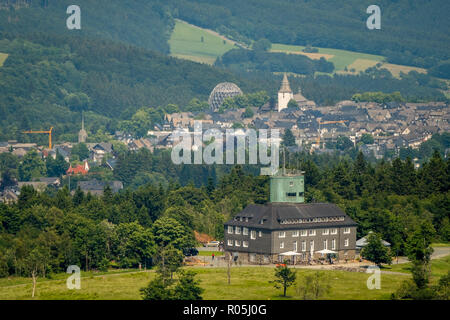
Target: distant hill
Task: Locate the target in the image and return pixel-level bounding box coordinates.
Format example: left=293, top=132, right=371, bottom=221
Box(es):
left=167, top=0, right=450, bottom=69
left=0, top=0, right=173, bottom=54
left=0, top=33, right=277, bottom=142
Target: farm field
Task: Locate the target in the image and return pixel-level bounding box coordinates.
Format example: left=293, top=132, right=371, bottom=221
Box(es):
left=271, top=43, right=428, bottom=78
left=0, top=266, right=406, bottom=300
left=0, top=53, right=8, bottom=67
left=271, top=43, right=384, bottom=72
left=169, top=19, right=236, bottom=65
left=168, top=21, right=429, bottom=78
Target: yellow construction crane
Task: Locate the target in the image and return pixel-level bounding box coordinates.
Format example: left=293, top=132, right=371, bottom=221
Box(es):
left=316, top=120, right=348, bottom=146
left=23, top=127, right=54, bottom=149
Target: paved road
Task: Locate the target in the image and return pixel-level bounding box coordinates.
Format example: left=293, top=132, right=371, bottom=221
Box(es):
left=393, top=246, right=450, bottom=264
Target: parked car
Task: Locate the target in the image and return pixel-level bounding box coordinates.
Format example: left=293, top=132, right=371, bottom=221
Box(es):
left=182, top=248, right=199, bottom=257
left=204, top=241, right=220, bottom=247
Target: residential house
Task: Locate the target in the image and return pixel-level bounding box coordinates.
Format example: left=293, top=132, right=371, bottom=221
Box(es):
left=67, top=161, right=90, bottom=175
left=77, top=179, right=123, bottom=196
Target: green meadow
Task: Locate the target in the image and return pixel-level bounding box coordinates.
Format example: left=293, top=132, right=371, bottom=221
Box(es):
left=168, top=20, right=427, bottom=78
left=169, top=19, right=236, bottom=65
left=0, top=53, right=8, bottom=67
left=386, top=255, right=450, bottom=278
left=0, top=266, right=407, bottom=300
left=271, top=43, right=384, bottom=72
left=2, top=253, right=449, bottom=300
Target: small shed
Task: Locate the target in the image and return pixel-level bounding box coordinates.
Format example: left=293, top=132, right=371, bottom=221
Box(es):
left=356, top=231, right=391, bottom=254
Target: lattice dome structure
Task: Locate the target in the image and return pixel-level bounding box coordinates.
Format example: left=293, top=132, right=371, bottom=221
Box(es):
left=208, top=82, right=243, bottom=111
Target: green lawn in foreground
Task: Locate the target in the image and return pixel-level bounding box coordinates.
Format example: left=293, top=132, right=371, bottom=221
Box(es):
left=0, top=53, right=8, bottom=67
left=169, top=19, right=236, bottom=65
left=0, top=266, right=405, bottom=300
left=271, top=43, right=384, bottom=71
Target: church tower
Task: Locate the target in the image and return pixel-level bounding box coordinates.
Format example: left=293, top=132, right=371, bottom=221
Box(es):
left=78, top=112, right=87, bottom=143
left=277, top=73, right=294, bottom=112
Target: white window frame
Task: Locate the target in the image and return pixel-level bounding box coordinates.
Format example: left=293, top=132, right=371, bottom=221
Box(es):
left=323, top=240, right=327, bottom=250
left=279, top=231, right=286, bottom=238
left=292, top=230, right=299, bottom=237
left=301, top=230, right=307, bottom=237
left=331, top=228, right=338, bottom=235
left=332, top=239, right=336, bottom=250
left=302, top=241, right=306, bottom=252
left=228, top=226, right=233, bottom=234
left=243, top=241, right=248, bottom=248
left=243, top=227, right=249, bottom=236
left=293, top=241, right=297, bottom=252
left=235, top=226, right=241, bottom=235
left=250, top=230, right=256, bottom=240
left=227, top=239, right=233, bottom=246
left=280, top=242, right=284, bottom=249
left=344, top=238, right=349, bottom=247
left=344, top=228, right=350, bottom=234
left=258, top=231, right=262, bottom=237
left=309, top=230, right=316, bottom=236
left=235, top=240, right=241, bottom=247
left=322, top=229, right=329, bottom=235
left=310, top=240, right=314, bottom=251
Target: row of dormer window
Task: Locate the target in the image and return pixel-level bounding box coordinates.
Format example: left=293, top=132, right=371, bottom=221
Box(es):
left=280, top=216, right=345, bottom=224
left=234, top=216, right=250, bottom=222
left=278, top=228, right=350, bottom=237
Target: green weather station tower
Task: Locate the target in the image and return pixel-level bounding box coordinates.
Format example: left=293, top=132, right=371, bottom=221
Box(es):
left=269, top=169, right=305, bottom=203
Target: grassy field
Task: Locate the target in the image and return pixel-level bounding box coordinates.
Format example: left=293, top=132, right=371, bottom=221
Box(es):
left=169, top=19, right=236, bottom=65
left=168, top=20, right=427, bottom=77
left=4, top=253, right=449, bottom=300
left=0, top=266, right=407, bottom=300
left=0, top=53, right=8, bottom=67
left=271, top=43, right=384, bottom=72
left=386, top=255, right=450, bottom=278
left=271, top=43, right=427, bottom=78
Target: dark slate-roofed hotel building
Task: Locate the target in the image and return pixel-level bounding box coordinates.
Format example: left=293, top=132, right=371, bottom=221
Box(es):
left=224, top=170, right=357, bottom=264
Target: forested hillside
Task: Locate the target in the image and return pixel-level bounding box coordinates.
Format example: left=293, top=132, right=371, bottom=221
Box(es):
left=216, top=48, right=334, bottom=74
left=0, top=0, right=173, bottom=53
left=168, top=0, right=450, bottom=70
left=0, top=0, right=448, bottom=143
left=0, top=34, right=276, bottom=142
left=0, top=152, right=448, bottom=277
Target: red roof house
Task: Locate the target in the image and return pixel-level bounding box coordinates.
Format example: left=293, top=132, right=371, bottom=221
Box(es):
left=67, top=161, right=90, bottom=175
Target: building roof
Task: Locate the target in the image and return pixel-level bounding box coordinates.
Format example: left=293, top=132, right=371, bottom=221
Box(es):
left=67, top=161, right=90, bottom=175
left=279, top=73, right=292, bottom=93
left=225, top=202, right=357, bottom=230
left=356, top=232, right=391, bottom=248
left=77, top=179, right=123, bottom=193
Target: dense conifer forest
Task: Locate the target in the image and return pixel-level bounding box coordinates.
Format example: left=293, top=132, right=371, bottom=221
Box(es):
left=0, top=151, right=448, bottom=277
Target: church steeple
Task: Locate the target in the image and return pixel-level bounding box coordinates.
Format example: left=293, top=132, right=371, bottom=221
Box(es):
left=277, top=73, right=294, bottom=112
left=279, top=73, right=292, bottom=93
